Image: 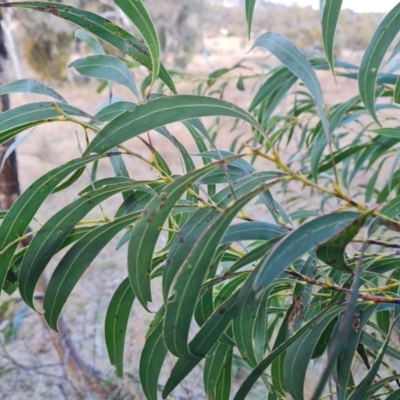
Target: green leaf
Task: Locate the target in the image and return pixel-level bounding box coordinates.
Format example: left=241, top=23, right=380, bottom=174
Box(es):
left=115, top=186, right=162, bottom=219
left=196, top=150, right=291, bottom=226
left=316, top=211, right=371, bottom=271
left=376, top=309, right=390, bottom=334
left=336, top=306, right=377, bottom=400
left=139, top=307, right=168, bottom=400
left=200, top=166, right=246, bottom=185
left=237, top=75, right=245, bottom=91
left=94, top=101, right=135, bottom=123
left=251, top=32, right=330, bottom=141
left=319, top=0, right=325, bottom=19
left=194, top=247, right=227, bottom=326
left=245, top=0, right=256, bottom=38
left=387, top=390, right=400, bottom=400
left=204, top=343, right=232, bottom=400
left=207, top=67, right=230, bottom=88
left=253, top=290, right=269, bottom=364
left=104, top=278, right=135, bottom=377
left=19, top=180, right=154, bottom=310
left=78, top=176, right=134, bottom=195
left=163, top=183, right=273, bottom=359
left=52, top=167, right=85, bottom=194
left=0, top=2, right=176, bottom=94
left=311, top=219, right=382, bottom=400
left=0, top=102, right=94, bottom=146
left=233, top=303, right=347, bottom=400
left=84, top=95, right=263, bottom=155
left=227, top=238, right=282, bottom=274
left=290, top=257, right=316, bottom=333
left=162, top=291, right=239, bottom=397
left=58, top=227, right=97, bottom=251
left=254, top=212, right=361, bottom=290
left=69, top=55, right=139, bottom=99
left=322, top=0, right=343, bottom=74
left=259, top=78, right=297, bottom=127
left=311, top=318, right=337, bottom=359
left=75, top=29, right=105, bottom=55
left=114, top=0, right=160, bottom=88
left=367, top=375, right=400, bottom=397
left=249, top=67, right=295, bottom=111
left=359, top=2, right=400, bottom=121
left=128, top=158, right=240, bottom=310
left=0, top=131, right=31, bottom=172
left=0, top=79, right=66, bottom=102
left=311, top=96, right=360, bottom=180
left=233, top=265, right=273, bottom=368
left=43, top=212, right=141, bottom=331
left=0, top=154, right=106, bottom=293
left=215, top=345, right=233, bottom=400
left=284, top=307, right=372, bottom=400
left=289, top=210, right=319, bottom=222
left=360, top=331, right=400, bottom=360
left=270, top=303, right=292, bottom=398
left=221, top=221, right=286, bottom=244
left=348, top=316, right=400, bottom=400
left=371, top=128, right=400, bottom=139
left=395, top=75, right=400, bottom=104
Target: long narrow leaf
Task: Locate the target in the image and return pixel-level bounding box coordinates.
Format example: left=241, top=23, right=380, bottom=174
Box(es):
left=0, top=102, right=94, bottom=146
left=114, top=0, right=160, bottom=87
left=322, top=0, right=343, bottom=73
left=0, top=154, right=107, bottom=293
left=359, top=3, right=400, bottom=121
left=104, top=278, right=135, bottom=377
left=245, top=0, right=256, bottom=38
left=254, top=212, right=362, bottom=290
left=163, top=291, right=239, bottom=397
left=204, top=343, right=232, bottom=399
left=43, top=212, right=141, bottom=331
left=251, top=32, right=330, bottom=141
left=163, top=183, right=274, bottom=359
left=69, top=55, right=139, bottom=98
left=139, top=307, right=167, bottom=400
left=19, top=180, right=155, bottom=309
left=0, top=79, right=66, bottom=102
left=75, top=29, right=105, bottom=55
left=316, top=211, right=371, bottom=271
left=336, top=306, right=377, bottom=400
left=163, top=172, right=285, bottom=303
left=128, top=157, right=242, bottom=310
left=234, top=303, right=347, bottom=399
left=84, top=95, right=263, bottom=155
left=348, top=316, right=400, bottom=400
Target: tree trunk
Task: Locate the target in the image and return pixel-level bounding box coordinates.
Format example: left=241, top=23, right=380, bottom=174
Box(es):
left=0, top=10, right=114, bottom=399
left=0, top=12, right=18, bottom=210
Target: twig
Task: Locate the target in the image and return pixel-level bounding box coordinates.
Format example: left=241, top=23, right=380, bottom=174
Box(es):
left=286, top=268, right=400, bottom=304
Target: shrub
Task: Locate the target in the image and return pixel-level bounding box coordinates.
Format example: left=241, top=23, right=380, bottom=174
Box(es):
left=1, top=1, right=400, bottom=399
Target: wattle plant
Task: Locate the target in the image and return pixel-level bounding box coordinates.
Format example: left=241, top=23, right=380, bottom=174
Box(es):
left=2, top=1, right=400, bottom=399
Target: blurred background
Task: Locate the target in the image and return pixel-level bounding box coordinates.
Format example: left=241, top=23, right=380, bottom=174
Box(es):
left=5, top=0, right=390, bottom=80
left=0, top=1, right=396, bottom=399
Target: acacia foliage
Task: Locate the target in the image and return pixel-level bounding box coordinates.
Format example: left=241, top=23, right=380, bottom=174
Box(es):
left=1, top=1, right=400, bottom=399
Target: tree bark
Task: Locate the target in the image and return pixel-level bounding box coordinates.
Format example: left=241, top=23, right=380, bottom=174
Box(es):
left=0, top=11, right=18, bottom=210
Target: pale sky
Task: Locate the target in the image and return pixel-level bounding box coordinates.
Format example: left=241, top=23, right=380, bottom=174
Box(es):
left=270, top=0, right=399, bottom=13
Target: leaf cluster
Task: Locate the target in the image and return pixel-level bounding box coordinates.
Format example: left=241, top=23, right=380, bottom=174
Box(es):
left=2, top=1, right=400, bottom=399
